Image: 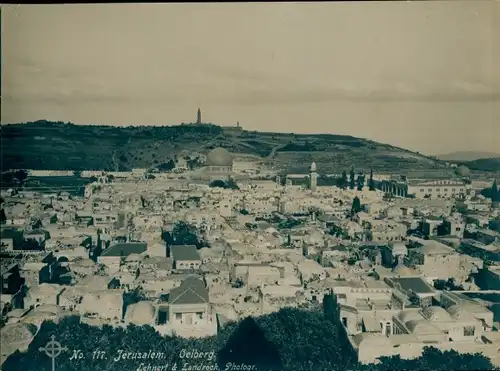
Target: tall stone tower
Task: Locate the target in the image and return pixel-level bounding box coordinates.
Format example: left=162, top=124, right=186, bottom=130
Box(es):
left=309, top=161, right=318, bottom=192
left=197, top=108, right=202, bottom=124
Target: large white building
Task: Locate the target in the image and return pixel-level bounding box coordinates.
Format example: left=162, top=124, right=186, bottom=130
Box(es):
left=407, top=179, right=469, bottom=199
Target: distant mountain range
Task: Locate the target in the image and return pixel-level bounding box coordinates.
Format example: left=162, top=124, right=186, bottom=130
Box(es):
left=438, top=151, right=500, bottom=162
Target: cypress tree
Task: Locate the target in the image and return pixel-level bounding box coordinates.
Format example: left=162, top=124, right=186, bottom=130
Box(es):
left=492, top=179, right=499, bottom=202
left=357, top=173, right=365, bottom=191
left=351, top=196, right=362, bottom=213
left=349, top=167, right=355, bottom=190
left=338, top=170, right=348, bottom=189
left=368, top=169, right=375, bottom=191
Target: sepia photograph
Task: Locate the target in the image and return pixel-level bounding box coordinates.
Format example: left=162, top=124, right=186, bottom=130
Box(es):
left=1, top=2, right=499, bottom=371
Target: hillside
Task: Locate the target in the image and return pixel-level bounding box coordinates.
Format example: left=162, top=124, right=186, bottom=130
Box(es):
left=0, top=120, right=453, bottom=175
left=462, top=157, right=500, bottom=173
left=438, top=151, right=500, bottom=162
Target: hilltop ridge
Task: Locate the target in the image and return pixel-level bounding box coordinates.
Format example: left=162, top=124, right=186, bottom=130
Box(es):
left=1, top=120, right=453, bottom=175
left=438, top=151, right=500, bottom=162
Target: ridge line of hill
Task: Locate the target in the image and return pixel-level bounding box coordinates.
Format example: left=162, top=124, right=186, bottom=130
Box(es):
left=0, top=120, right=472, bottom=175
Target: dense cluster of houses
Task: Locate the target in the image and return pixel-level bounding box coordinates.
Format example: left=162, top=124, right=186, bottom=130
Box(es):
left=1, top=159, right=499, bottom=367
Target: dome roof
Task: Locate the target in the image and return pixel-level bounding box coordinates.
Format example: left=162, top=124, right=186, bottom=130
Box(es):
left=405, top=319, right=441, bottom=335
left=456, top=165, right=471, bottom=177
left=206, top=147, right=233, bottom=167
left=125, top=301, right=156, bottom=325
left=0, top=323, right=38, bottom=343
left=422, top=306, right=451, bottom=322
left=398, top=310, right=424, bottom=323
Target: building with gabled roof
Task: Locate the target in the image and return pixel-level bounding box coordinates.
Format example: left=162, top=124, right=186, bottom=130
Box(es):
left=170, top=245, right=201, bottom=270
left=98, top=242, right=147, bottom=274
left=167, top=277, right=214, bottom=333
left=169, top=277, right=208, bottom=305
left=101, top=242, right=147, bottom=257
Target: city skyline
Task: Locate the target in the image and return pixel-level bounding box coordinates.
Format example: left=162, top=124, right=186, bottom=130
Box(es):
left=2, top=2, right=499, bottom=155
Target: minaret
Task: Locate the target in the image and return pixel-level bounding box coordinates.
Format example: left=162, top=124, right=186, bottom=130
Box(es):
left=309, top=161, right=318, bottom=192
left=197, top=108, right=202, bottom=124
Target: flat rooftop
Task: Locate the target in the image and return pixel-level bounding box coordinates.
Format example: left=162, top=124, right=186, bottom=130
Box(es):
left=388, top=276, right=435, bottom=295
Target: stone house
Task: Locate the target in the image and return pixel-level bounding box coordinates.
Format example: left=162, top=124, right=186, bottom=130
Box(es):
left=170, top=245, right=202, bottom=271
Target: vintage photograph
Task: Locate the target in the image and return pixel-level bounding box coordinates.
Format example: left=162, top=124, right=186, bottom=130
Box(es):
left=1, top=2, right=499, bottom=371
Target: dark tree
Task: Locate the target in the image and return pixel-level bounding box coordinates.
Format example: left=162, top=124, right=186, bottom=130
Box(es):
left=171, top=221, right=201, bottom=247
left=441, top=277, right=464, bottom=291
left=492, top=179, right=499, bottom=202
left=368, top=169, right=375, bottom=191
left=209, top=180, right=227, bottom=188
left=338, top=171, right=348, bottom=189
left=351, top=196, right=362, bottom=213
left=231, top=278, right=244, bottom=288
left=161, top=230, right=174, bottom=246
left=328, top=224, right=346, bottom=239
left=13, top=169, right=28, bottom=183
left=489, top=219, right=500, bottom=232
left=218, top=317, right=283, bottom=371
left=1, top=308, right=495, bottom=371
left=436, top=221, right=450, bottom=236
left=226, top=178, right=240, bottom=190
left=158, top=159, right=176, bottom=172
left=357, top=173, right=366, bottom=191
left=480, top=180, right=500, bottom=202
left=361, top=347, right=495, bottom=371
left=349, top=167, right=355, bottom=190
left=323, top=293, right=338, bottom=323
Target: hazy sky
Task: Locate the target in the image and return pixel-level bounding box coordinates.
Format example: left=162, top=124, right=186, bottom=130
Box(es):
left=2, top=2, right=499, bottom=155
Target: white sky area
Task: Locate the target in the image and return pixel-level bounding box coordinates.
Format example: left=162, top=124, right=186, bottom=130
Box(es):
left=2, top=2, right=499, bottom=155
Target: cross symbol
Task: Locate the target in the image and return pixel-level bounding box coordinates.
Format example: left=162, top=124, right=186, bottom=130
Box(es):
left=39, top=335, right=68, bottom=371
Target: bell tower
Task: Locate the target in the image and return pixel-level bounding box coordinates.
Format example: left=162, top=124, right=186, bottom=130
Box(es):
left=197, top=108, right=202, bottom=124
left=309, top=161, right=318, bottom=192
